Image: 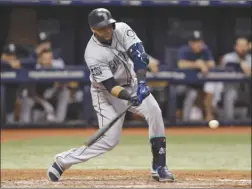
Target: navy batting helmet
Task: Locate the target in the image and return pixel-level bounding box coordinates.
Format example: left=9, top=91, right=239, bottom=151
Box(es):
left=88, top=8, right=116, bottom=28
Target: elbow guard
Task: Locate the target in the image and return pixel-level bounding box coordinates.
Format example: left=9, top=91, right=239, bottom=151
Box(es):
left=128, top=42, right=149, bottom=71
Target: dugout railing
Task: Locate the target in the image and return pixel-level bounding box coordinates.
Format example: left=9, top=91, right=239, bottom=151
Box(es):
left=1, top=67, right=251, bottom=128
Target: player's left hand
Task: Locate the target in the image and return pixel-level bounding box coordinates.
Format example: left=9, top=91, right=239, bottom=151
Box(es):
left=130, top=95, right=141, bottom=106
left=137, top=81, right=150, bottom=102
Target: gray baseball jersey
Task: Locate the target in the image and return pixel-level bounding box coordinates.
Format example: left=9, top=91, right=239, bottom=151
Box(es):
left=53, top=22, right=166, bottom=170
left=85, top=22, right=140, bottom=89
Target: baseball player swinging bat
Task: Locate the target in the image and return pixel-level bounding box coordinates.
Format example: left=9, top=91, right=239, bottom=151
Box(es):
left=47, top=8, right=175, bottom=183
left=84, top=103, right=133, bottom=147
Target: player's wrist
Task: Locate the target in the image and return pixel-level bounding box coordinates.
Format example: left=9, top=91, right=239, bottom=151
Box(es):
left=111, top=86, right=131, bottom=100
left=138, top=80, right=146, bottom=84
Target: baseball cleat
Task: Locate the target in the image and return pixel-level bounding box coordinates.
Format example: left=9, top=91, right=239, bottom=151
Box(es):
left=47, top=160, right=64, bottom=182
left=152, top=166, right=175, bottom=182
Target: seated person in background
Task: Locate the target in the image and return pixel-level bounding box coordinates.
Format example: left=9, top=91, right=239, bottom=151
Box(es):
left=20, top=49, right=70, bottom=122
left=33, top=32, right=52, bottom=59
left=221, top=37, right=251, bottom=120
left=33, top=32, right=61, bottom=60
left=177, top=30, right=216, bottom=121
left=1, top=44, right=21, bottom=122
left=21, top=32, right=61, bottom=67
left=1, top=43, right=21, bottom=69
left=65, top=81, right=83, bottom=121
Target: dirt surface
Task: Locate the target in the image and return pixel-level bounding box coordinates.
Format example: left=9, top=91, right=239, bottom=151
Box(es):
left=1, top=127, right=251, bottom=188
left=1, top=169, right=251, bottom=188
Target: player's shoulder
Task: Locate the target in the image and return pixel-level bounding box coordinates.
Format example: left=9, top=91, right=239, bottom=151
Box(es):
left=246, top=53, right=251, bottom=60
left=115, top=22, right=130, bottom=30
left=114, top=22, right=131, bottom=34
left=85, top=37, right=103, bottom=57
left=178, top=45, right=191, bottom=53
left=223, top=52, right=236, bottom=59
left=84, top=38, right=107, bottom=65
left=222, top=52, right=238, bottom=63
left=201, top=44, right=211, bottom=52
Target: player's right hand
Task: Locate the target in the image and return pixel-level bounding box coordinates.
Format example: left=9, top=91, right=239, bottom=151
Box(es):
left=137, top=81, right=150, bottom=101
left=130, top=95, right=141, bottom=106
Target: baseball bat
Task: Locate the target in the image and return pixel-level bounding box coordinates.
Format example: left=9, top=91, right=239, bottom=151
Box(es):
left=84, top=103, right=133, bottom=147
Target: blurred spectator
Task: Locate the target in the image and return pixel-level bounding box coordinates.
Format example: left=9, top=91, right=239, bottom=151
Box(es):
left=20, top=32, right=61, bottom=65
left=1, top=44, right=22, bottom=122
left=177, top=30, right=217, bottom=121
left=1, top=43, right=21, bottom=69
left=20, top=49, right=70, bottom=122
left=221, top=37, right=251, bottom=119
left=65, top=81, right=83, bottom=121
left=34, top=32, right=52, bottom=57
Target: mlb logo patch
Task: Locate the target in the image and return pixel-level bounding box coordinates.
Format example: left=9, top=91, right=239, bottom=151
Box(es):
left=90, top=65, right=102, bottom=76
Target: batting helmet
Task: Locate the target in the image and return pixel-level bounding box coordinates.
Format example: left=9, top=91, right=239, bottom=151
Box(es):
left=88, top=8, right=116, bottom=28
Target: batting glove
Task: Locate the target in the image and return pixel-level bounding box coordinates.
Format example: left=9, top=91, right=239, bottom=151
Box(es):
left=137, top=80, right=150, bottom=102
left=130, top=95, right=142, bottom=106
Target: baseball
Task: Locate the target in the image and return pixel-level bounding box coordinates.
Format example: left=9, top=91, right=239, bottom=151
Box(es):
left=208, top=120, right=219, bottom=129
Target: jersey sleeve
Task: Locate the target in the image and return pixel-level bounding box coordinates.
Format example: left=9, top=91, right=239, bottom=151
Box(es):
left=120, top=23, right=142, bottom=51
left=85, top=57, right=113, bottom=83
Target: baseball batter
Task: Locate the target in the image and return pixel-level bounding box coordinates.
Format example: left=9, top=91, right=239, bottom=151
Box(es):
left=47, top=8, right=175, bottom=182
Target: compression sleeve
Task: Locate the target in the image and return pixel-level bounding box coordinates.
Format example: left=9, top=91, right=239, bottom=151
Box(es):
left=102, top=77, right=131, bottom=100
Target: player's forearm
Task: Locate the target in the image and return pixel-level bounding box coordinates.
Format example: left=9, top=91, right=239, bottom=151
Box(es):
left=111, top=86, right=131, bottom=100
left=206, top=61, right=215, bottom=68
left=101, top=77, right=131, bottom=100
left=136, top=69, right=147, bottom=82
left=178, top=60, right=200, bottom=69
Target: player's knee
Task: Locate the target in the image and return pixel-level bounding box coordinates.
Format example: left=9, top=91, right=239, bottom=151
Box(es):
left=103, top=136, right=120, bottom=150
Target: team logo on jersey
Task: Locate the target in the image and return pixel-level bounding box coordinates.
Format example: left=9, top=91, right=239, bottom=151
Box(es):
left=109, top=52, right=128, bottom=73
left=109, top=60, right=119, bottom=73
left=126, top=29, right=136, bottom=37
left=90, top=65, right=102, bottom=76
